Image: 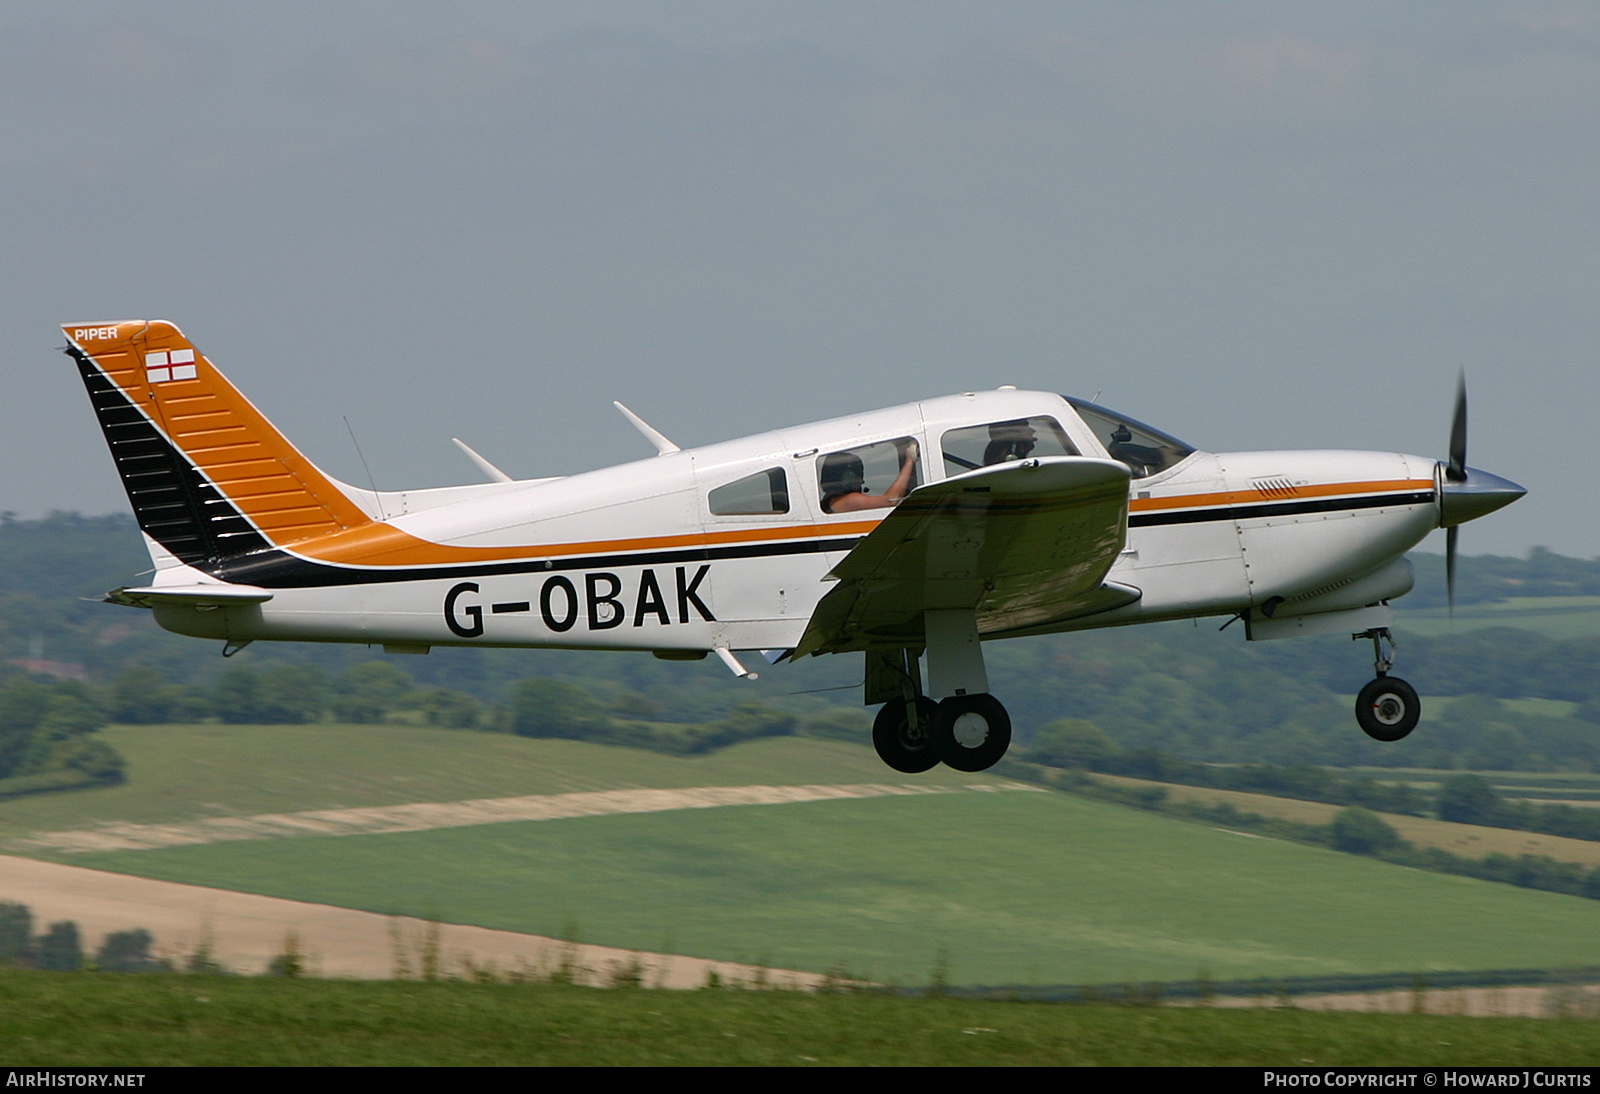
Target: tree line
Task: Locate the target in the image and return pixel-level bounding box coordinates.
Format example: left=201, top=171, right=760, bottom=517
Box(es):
left=1027, top=719, right=1600, bottom=839
left=101, top=660, right=871, bottom=756
left=77, top=643, right=1600, bottom=775
left=0, top=672, right=123, bottom=799
left=0, top=902, right=166, bottom=973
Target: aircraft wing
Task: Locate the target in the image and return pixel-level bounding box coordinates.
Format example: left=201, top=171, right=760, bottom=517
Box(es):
left=795, top=456, right=1138, bottom=656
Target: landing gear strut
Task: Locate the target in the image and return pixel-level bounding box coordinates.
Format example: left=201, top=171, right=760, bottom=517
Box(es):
left=1353, top=627, right=1420, bottom=742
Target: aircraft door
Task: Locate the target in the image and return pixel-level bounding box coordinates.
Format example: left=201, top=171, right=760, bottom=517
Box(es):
left=692, top=454, right=815, bottom=650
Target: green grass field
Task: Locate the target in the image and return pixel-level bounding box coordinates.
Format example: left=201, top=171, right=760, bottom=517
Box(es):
left=14, top=725, right=1600, bottom=989
left=3, top=972, right=1598, bottom=1066
left=0, top=726, right=995, bottom=839
left=63, top=788, right=1600, bottom=987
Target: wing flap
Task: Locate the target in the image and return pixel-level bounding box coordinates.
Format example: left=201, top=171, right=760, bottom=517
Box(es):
left=796, top=456, right=1135, bottom=655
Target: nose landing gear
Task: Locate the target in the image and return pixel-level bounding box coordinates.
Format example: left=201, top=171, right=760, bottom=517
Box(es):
left=1353, top=627, right=1420, bottom=742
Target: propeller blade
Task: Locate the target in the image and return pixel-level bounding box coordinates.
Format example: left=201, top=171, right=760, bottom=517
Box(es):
left=1446, top=524, right=1458, bottom=616
left=1447, top=372, right=1468, bottom=483
left=1446, top=377, right=1464, bottom=612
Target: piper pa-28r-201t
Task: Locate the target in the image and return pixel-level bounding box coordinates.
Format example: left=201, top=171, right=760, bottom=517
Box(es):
left=63, top=320, right=1525, bottom=774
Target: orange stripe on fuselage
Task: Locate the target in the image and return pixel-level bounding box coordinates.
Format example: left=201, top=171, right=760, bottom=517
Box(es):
left=282, top=517, right=890, bottom=568
left=287, top=479, right=1434, bottom=571
left=1128, top=479, right=1434, bottom=514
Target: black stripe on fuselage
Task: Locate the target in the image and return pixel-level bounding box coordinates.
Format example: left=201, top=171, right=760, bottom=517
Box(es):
left=1129, top=491, right=1434, bottom=528
left=223, top=488, right=1429, bottom=589
left=209, top=534, right=869, bottom=589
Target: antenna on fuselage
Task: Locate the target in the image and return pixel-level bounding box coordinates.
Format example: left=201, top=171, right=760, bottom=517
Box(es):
left=344, top=415, right=388, bottom=521
left=451, top=438, right=513, bottom=483
left=613, top=401, right=681, bottom=456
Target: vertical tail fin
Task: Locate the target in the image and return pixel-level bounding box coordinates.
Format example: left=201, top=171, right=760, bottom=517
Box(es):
left=63, top=321, right=371, bottom=571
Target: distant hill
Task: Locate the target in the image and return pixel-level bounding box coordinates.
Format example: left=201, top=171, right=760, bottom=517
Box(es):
left=1407, top=548, right=1600, bottom=608
left=0, top=512, right=150, bottom=602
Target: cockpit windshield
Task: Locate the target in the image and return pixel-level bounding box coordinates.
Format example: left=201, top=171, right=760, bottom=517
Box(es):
left=1066, top=397, right=1195, bottom=479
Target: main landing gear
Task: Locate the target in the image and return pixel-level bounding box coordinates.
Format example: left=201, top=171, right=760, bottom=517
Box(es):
left=932, top=693, right=1012, bottom=772
left=872, top=691, right=1014, bottom=773
left=866, top=612, right=1014, bottom=773
left=873, top=696, right=940, bottom=773
left=1353, top=627, right=1420, bottom=743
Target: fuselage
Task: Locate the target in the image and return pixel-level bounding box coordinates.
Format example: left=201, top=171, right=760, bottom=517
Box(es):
left=145, top=388, right=1440, bottom=655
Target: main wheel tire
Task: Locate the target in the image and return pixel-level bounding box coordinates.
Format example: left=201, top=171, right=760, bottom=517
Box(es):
left=872, top=696, right=942, bottom=773
left=1355, top=677, right=1421, bottom=742
left=932, top=694, right=1012, bottom=772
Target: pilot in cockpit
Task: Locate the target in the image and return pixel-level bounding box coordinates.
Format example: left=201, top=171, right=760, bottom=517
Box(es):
left=982, top=420, right=1038, bottom=465
left=1108, top=424, right=1167, bottom=478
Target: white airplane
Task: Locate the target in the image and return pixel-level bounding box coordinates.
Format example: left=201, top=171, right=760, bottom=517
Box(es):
left=63, top=320, right=1524, bottom=773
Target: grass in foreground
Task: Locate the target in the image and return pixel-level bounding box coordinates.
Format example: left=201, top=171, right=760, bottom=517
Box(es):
left=3, top=971, right=1599, bottom=1066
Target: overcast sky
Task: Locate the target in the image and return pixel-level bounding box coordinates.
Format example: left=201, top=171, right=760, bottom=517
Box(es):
left=3, top=2, right=1594, bottom=558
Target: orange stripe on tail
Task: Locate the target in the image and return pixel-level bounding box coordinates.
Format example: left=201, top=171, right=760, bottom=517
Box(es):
left=65, top=320, right=372, bottom=552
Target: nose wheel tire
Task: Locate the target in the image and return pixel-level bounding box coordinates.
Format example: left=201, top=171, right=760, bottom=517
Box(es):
left=873, top=696, right=942, bottom=773
left=932, top=694, right=1012, bottom=772
left=1355, top=677, right=1420, bottom=742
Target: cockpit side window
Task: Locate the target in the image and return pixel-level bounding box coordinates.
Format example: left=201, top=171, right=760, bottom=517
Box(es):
left=816, top=437, right=921, bottom=514
left=708, top=468, right=789, bottom=516
left=940, top=416, right=1078, bottom=476
left=1067, top=398, right=1195, bottom=479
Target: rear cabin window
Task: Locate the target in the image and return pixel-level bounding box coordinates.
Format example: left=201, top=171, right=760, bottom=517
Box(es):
left=940, top=416, right=1079, bottom=476
left=708, top=468, right=789, bottom=515
left=816, top=437, right=921, bottom=514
